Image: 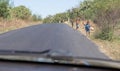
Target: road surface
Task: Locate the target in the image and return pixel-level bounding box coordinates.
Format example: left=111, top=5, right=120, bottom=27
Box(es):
left=0, top=23, right=109, bottom=59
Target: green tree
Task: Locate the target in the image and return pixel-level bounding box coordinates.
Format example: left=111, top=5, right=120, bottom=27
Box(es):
left=52, top=13, right=67, bottom=23
left=43, top=15, right=53, bottom=23
left=0, top=0, right=10, bottom=18
left=32, top=14, right=42, bottom=21
left=90, top=0, right=120, bottom=40
left=11, top=5, right=31, bottom=20
left=43, top=13, right=68, bottom=23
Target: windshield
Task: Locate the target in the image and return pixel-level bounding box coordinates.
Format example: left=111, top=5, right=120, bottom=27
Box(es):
left=0, top=0, right=119, bottom=63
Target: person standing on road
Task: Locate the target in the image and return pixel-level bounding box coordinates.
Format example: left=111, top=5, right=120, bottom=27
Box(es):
left=70, top=19, right=74, bottom=28
left=84, top=21, right=91, bottom=36
left=76, top=18, right=80, bottom=30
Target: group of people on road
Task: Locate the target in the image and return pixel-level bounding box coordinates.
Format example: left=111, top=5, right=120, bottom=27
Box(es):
left=70, top=18, right=92, bottom=37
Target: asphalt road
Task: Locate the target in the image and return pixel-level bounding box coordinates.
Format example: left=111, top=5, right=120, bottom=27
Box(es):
left=0, top=23, right=109, bottom=59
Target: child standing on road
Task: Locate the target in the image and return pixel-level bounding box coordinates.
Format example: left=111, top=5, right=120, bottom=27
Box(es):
left=84, top=21, right=91, bottom=36
left=70, top=19, right=74, bottom=28
left=76, top=18, right=80, bottom=30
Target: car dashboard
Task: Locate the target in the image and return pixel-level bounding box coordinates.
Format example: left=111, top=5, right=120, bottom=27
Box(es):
left=0, top=60, right=119, bottom=71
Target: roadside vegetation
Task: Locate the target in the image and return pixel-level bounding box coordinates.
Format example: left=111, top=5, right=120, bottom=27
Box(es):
left=43, top=0, right=120, bottom=60
left=0, top=0, right=42, bottom=33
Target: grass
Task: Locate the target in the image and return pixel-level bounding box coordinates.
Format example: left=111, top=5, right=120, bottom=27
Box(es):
left=88, top=27, right=120, bottom=61
left=91, top=38, right=120, bottom=61
left=0, top=19, right=42, bottom=34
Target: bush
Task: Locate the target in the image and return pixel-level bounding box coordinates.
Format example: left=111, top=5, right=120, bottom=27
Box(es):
left=11, top=5, right=31, bottom=20
left=94, top=27, right=113, bottom=41
left=32, top=14, right=42, bottom=21
left=0, top=0, right=10, bottom=18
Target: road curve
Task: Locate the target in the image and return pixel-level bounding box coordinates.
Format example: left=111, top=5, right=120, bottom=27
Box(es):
left=0, top=23, right=109, bottom=59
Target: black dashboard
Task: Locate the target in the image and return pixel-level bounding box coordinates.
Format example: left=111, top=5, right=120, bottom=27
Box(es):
left=0, top=60, right=118, bottom=71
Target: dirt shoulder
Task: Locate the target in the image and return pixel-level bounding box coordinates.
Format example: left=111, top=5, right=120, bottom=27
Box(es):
left=92, top=38, right=120, bottom=61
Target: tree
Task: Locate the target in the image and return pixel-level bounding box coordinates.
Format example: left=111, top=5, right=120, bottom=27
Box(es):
left=43, top=12, right=68, bottom=23
left=52, top=13, right=67, bottom=23
left=81, top=0, right=120, bottom=40
left=43, top=15, right=53, bottom=23
left=0, top=0, right=10, bottom=18
left=11, top=5, right=31, bottom=20
left=32, top=14, right=42, bottom=21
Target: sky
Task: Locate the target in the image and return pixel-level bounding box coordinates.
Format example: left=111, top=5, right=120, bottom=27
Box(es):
left=12, top=0, right=83, bottom=18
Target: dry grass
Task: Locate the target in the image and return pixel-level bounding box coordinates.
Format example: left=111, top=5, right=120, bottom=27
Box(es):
left=92, top=25, right=120, bottom=61
left=92, top=39, right=120, bottom=61
left=0, top=19, right=42, bottom=34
